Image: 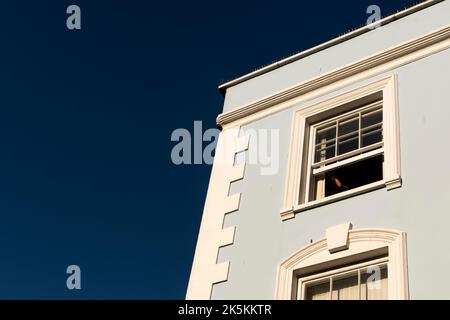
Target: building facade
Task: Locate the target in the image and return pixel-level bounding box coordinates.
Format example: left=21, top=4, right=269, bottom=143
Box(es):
left=187, top=0, right=450, bottom=300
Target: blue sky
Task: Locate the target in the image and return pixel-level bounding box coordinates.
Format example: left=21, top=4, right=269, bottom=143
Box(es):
left=0, top=0, right=421, bottom=299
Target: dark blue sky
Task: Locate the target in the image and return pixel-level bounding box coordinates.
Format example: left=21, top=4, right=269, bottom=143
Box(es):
left=0, top=0, right=421, bottom=299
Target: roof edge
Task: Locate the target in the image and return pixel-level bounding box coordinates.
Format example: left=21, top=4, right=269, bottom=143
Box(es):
left=218, top=0, right=444, bottom=95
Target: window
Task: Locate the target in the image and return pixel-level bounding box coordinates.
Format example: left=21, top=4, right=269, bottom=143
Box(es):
left=299, top=257, right=388, bottom=300
left=281, top=76, right=401, bottom=220
left=309, top=101, right=384, bottom=201
left=274, top=228, right=409, bottom=300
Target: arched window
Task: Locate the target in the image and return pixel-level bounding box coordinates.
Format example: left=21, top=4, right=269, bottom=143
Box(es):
left=275, top=227, right=409, bottom=300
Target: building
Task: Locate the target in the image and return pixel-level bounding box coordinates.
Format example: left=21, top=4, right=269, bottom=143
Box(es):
left=187, top=0, right=450, bottom=300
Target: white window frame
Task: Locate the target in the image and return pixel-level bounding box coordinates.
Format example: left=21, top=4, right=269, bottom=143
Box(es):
left=274, top=228, right=409, bottom=300
left=280, top=75, right=401, bottom=221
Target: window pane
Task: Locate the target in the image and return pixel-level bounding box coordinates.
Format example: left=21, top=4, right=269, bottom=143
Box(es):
left=300, top=261, right=389, bottom=301
left=362, top=109, right=382, bottom=128
left=362, top=125, right=383, bottom=147
left=314, top=144, right=336, bottom=163
left=305, top=281, right=330, bottom=300
left=314, top=126, right=336, bottom=162
left=339, top=116, right=359, bottom=136
left=337, top=117, right=359, bottom=156
left=337, top=135, right=359, bottom=155
left=315, top=125, right=336, bottom=145
left=361, top=265, right=388, bottom=300
left=331, top=272, right=359, bottom=300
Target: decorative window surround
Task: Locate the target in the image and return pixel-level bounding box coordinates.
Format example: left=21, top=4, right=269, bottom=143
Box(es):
left=280, top=75, right=401, bottom=221
left=326, top=223, right=352, bottom=253
left=186, top=127, right=250, bottom=300
left=217, top=23, right=450, bottom=129
left=274, top=228, right=409, bottom=300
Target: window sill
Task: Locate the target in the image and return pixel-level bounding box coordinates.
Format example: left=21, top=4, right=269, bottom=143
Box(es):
left=280, top=177, right=401, bottom=221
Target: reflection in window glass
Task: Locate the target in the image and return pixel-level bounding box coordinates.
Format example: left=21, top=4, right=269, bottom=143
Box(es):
left=314, top=126, right=336, bottom=162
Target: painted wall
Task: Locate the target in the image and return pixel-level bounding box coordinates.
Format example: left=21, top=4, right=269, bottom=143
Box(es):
left=212, top=18, right=450, bottom=299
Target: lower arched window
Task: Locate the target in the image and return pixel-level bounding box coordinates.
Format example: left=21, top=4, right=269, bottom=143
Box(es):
left=275, top=228, right=409, bottom=300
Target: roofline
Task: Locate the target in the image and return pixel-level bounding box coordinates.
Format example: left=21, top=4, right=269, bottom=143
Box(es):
left=218, top=0, right=444, bottom=95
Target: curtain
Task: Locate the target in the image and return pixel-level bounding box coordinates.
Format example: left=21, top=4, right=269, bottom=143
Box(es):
left=303, top=264, right=388, bottom=300
left=332, top=273, right=359, bottom=300
left=305, top=281, right=330, bottom=300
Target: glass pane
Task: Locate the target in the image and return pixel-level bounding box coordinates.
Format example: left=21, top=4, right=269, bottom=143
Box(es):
left=305, top=280, right=330, bottom=300
left=314, top=125, right=336, bottom=162
left=337, top=115, right=359, bottom=156
left=331, top=272, right=359, bottom=300
left=315, top=125, right=336, bottom=145
left=362, top=125, right=382, bottom=147
left=337, top=135, right=359, bottom=155
left=338, top=116, right=359, bottom=137
left=361, top=265, right=388, bottom=300
left=362, top=109, right=382, bottom=128
left=315, top=144, right=336, bottom=163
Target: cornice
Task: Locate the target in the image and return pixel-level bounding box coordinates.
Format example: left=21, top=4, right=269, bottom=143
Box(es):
left=217, top=24, right=450, bottom=127
left=218, top=0, right=444, bottom=94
